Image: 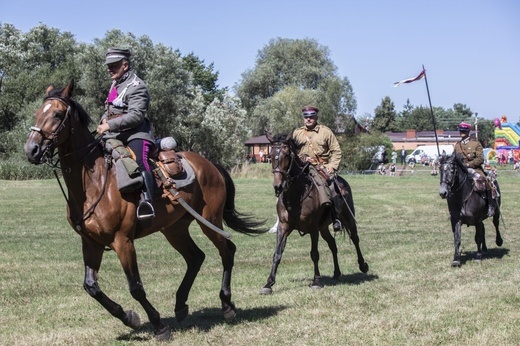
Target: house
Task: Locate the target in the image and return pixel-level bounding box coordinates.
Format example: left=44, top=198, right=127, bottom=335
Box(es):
left=244, top=135, right=271, bottom=163
left=386, top=129, right=462, bottom=150
left=243, top=116, right=369, bottom=163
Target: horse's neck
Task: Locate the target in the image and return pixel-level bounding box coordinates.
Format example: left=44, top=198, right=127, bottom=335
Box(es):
left=59, top=131, right=106, bottom=196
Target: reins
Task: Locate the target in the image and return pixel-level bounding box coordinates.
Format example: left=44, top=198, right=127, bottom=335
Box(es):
left=271, top=142, right=309, bottom=196
left=34, top=97, right=111, bottom=242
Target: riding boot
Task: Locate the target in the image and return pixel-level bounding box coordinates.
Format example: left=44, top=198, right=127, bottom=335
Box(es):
left=137, top=171, right=156, bottom=220
left=486, top=189, right=495, bottom=217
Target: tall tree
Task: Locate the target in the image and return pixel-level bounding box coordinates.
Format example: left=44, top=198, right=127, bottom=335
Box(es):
left=372, top=96, right=397, bottom=132
left=181, top=52, right=226, bottom=104
left=236, top=37, right=356, bottom=135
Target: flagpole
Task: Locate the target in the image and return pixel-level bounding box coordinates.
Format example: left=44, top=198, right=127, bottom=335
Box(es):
left=422, top=65, right=440, bottom=157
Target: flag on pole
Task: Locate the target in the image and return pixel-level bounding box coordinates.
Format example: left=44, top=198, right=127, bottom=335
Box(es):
left=393, top=69, right=426, bottom=87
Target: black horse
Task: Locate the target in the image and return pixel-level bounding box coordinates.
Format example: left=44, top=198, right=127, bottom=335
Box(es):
left=439, top=154, right=503, bottom=266
left=260, top=132, right=368, bottom=294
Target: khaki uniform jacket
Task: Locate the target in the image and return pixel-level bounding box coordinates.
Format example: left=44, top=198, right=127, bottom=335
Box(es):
left=101, top=70, right=155, bottom=144
left=454, top=138, right=484, bottom=176
left=293, top=124, right=342, bottom=172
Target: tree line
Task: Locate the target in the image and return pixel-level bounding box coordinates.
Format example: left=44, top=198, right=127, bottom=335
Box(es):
left=0, top=23, right=496, bottom=178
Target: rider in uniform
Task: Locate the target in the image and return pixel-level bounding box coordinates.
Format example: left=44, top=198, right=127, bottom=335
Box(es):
left=293, top=105, right=343, bottom=230
left=96, top=48, right=156, bottom=220
left=454, top=121, right=495, bottom=217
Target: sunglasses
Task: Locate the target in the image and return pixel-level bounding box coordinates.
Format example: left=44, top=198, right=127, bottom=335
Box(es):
left=302, top=112, right=317, bottom=118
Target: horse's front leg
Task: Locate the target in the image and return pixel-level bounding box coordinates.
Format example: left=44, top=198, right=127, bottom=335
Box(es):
left=113, top=237, right=171, bottom=341
left=260, top=223, right=291, bottom=295
left=309, top=230, right=323, bottom=289
left=319, top=225, right=341, bottom=280
left=82, top=239, right=143, bottom=332
left=451, top=218, right=462, bottom=267
left=474, top=222, right=485, bottom=261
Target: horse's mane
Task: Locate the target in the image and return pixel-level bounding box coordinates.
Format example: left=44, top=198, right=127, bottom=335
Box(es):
left=44, top=86, right=93, bottom=128
left=451, top=153, right=469, bottom=174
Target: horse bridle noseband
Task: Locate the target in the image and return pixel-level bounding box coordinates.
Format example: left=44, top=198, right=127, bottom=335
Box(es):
left=441, top=159, right=468, bottom=198
left=271, top=142, right=309, bottom=196
left=30, top=97, right=73, bottom=161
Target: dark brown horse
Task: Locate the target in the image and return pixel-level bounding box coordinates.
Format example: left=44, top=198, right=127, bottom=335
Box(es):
left=24, top=80, right=265, bottom=340
left=439, top=153, right=502, bottom=266
left=260, top=132, right=369, bottom=294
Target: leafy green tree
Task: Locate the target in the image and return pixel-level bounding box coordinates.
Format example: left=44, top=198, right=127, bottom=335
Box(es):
left=197, top=94, right=249, bottom=168
left=340, top=131, right=393, bottom=171
left=372, top=96, right=397, bottom=132
left=181, top=52, right=226, bottom=104
left=475, top=118, right=495, bottom=148
left=236, top=37, right=356, bottom=135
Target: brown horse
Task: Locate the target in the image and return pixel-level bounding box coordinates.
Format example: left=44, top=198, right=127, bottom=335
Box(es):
left=260, top=132, right=369, bottom=294
left=24, top=80, right=265, bottom=340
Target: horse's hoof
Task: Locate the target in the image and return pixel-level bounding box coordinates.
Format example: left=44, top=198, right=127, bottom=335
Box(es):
left=310, top=283, right=323, bottom=290
left=154, top=325, right=172, bottom=342
left=359, top=262, right=369, bottom=273
left=223, top=306, right=236, bottom=323
left=451, top=260, right=461, bottom=267
left=259, top=287, right=273, bottom=295
left=124, top=310, right=141, bottom=330
left=175, top=305, right=189, bottom=322
left=497, top=238, right=503, bottom=247
left=333, top=272, right=341, bottom=280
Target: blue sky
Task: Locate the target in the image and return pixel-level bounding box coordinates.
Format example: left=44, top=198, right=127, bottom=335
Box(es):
left=2, top=1, right=519, bottom=122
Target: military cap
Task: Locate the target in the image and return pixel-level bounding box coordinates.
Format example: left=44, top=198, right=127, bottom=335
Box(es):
left=105, top=48, right=131, bottom=65
left=302, top=105, right=319, bottom=118
left=457, top=122, right=471, bottom=132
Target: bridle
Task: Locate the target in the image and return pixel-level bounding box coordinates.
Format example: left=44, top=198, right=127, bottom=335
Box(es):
left=441, top=157, right=469, bottom=198
left=270, top=141, right=308, bottom=197
left=29, top=96, right=108, bottom=238
left=29, top=97, right=73, bottom=163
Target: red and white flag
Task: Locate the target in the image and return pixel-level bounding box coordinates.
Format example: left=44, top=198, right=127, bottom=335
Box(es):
left=393, top=69, right=426, bottom=87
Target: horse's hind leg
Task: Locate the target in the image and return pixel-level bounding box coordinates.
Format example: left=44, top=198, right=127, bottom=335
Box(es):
left=161, top=219, right=205, bottom=323
left=319, top=226, right=341, bottom=279
left=342, top=213, right=369, bottom=273
left=81, top=238, right=170, bottom=340
left=309, top=230, right=323, bottom=289
left=493, top=209, right=503, bottom=246
left=197, top=217, right=237, bottom=322
left=474, top=222, right=485, bottom=261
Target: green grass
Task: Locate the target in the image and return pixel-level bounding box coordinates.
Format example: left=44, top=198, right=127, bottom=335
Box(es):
left=1, top=166, right=520, bottom=345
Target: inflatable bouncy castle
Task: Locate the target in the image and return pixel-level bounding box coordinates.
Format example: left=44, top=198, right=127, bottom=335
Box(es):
left=490, top=116, right=520, bottom=165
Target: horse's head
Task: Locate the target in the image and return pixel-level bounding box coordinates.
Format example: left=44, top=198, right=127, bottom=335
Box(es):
left=266, top=130, right=297, bottom=197
left=24, top=79, right=91, bottom=164
left=439, top=154, right=466, bottom=199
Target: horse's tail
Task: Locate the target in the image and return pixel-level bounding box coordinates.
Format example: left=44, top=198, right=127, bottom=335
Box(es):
left=213, top=163, right=267, bottom=235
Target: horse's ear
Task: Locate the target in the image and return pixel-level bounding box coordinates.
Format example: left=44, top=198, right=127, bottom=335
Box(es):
left=286, top=129, right=294, bottom=140
left=45, top=84, right=55, bottom=97
left=62, top=79, right=75, bottom=98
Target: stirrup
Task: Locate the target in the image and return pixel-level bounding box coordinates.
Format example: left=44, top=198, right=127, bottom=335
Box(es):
left=137, top=200, right=155, bottom=220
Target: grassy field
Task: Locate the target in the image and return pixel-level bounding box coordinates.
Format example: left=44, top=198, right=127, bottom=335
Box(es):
left=1, top=165, right=520, bottom=345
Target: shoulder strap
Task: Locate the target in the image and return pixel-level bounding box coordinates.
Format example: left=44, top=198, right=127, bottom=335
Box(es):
left=303, top=132, right=325, bottom=164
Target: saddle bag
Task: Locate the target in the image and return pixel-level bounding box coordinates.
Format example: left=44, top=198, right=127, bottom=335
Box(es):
left=473, top=177, right=487, bottom=192
left=158, top=150, right=184, bottom=178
